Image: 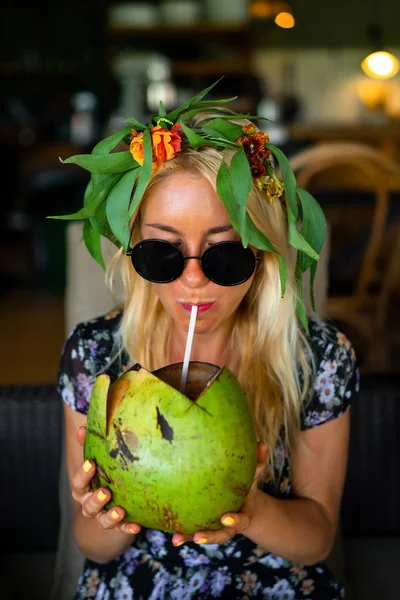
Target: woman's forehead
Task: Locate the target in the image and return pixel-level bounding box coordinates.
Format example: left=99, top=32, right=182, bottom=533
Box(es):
left=141, top=172, right=230, bottom=224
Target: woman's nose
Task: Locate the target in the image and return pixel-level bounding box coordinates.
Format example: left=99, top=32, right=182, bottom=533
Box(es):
left=180, top=257, right=208, bottom=288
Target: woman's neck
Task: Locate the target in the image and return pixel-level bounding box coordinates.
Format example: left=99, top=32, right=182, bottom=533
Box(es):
left=169, top=326, right=232, bottom=369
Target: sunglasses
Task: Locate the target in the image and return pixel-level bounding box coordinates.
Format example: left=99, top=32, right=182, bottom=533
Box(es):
left=126, top=239, right=262, bottom=286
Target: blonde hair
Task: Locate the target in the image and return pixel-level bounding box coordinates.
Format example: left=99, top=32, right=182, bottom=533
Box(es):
left=107, top=145, right=311, bottom=480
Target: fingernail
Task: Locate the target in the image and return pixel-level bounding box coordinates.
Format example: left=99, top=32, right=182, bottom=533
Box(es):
left=222, top=516, right=235, bottom=526
left=83, top=460, right=92, bottom=472
left=195, top=537, right=207, bottom=544
left=97, top=490, right=107, bottom=502
left=111, top=509, right=120, bottom=519
left=174, top=540, right=185, bottom=547
left=130, top=525, right=140, bottom=534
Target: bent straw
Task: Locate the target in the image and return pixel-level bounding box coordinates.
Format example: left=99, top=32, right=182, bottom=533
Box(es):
left=180, top=304, right=198, bottom=394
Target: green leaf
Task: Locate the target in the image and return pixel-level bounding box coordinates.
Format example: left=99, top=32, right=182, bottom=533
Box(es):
left=166, top=77, right=224, bottom=122
left=179, top=106, right=232, bottom=123
left=47, top=206, right=94, bottom=220
left=82, top=173, right=123, bottom=226
left=216, top=162, right=287, bottom=296
left=158, top=101, right=167, bottom=117
left=106, top=168, right=139, bottom=249
left=91, top=173, right=123, bottom=203
left=178, top=122, right=211, bottom=150
left=230, top=147, right=252, bottom=247
left=246, top=219, right=287, bottom=296
left=90, top=216, right=116, bottom=243
left=246, top=217, right=276, bottom=253
left=295, top=253, right=309, bottom=333
left=287, top=213, right=320, bottom=260
left=206, top=137, right=239, bottom=149
left=179, top=102, right=241, bottom=123
left=60, top=151, right=138, bottom=174
left=296, top=187, right=326, bottom=271
left=216, top=162, right=241, bottom=231
left=129, top=129, right=152, bottom=218
left=124, top=117, right=146, bottom=130
left=203, top=118, right=244, bottom=142
left=266, top=143, right=298, bottom=218
left=89, top=204, right=109, bottom=236
left=83, top=219, right=105, bottom=270
left=308, top=261, right=318, bottom=313
left=277, top=254, right=287, bottom=297
left=265, top=143, right=319, bottom=261
left=191, top=97, right=238, bottom=107
left=215, top=114, right=271, bottom=122
left=92, top=126, right=132, bottom=155
left=83, top=178, right=93, bottom=205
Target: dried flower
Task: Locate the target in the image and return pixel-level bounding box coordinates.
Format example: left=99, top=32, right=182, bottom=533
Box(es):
left=242, top=123, right=257, bottom=135
left=236, top=127, right=272, bottom=190
left=237, top=135, right=264, bottom=158
left=249, top=160, right=267, bottom=179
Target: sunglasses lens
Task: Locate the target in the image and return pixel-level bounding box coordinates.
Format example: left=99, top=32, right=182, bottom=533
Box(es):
left=202, top=243, right=256, bottom=286
left=131, top=240, right=183, bottom=283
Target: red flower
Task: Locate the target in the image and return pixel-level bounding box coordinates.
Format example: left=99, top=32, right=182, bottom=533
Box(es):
left=249, top=160, right=267, bottom=179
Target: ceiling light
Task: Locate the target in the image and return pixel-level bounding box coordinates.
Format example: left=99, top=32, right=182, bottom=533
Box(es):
left=361, top=51, right=399, bottom=80
left=274, top=11, right=295, bottom=28
left=250, top=0, right=294, bottom=23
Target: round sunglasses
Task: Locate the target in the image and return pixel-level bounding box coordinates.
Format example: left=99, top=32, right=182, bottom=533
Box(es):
left=126, top=239, right=262, bottom=286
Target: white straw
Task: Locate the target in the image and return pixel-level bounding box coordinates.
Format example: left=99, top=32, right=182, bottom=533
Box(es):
left=180, top=305, right=198, bottom=394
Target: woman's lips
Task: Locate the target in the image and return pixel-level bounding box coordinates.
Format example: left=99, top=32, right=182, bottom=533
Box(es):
left=179, top=302, right=216, bottom=315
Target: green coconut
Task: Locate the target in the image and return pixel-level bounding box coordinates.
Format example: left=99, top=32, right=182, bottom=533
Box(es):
left=84, top=361, right=257, bottom=534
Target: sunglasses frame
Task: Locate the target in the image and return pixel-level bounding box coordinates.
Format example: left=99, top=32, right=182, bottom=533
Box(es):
left=126, top=239, right=262, bottom=286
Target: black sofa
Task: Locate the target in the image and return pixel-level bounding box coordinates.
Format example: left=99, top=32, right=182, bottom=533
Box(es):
left=1, top=374, right=399, bottom=600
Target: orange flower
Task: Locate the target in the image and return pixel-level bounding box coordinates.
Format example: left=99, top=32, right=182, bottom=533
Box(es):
left=242, top=123, right=257, bottom=135
left=130, top=125, right=182, bottom=171
left=252, top=131, right=270, bottom=146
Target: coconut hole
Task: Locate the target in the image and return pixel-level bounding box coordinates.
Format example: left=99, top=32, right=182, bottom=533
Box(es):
left=153, top=362, right=221, bottom=401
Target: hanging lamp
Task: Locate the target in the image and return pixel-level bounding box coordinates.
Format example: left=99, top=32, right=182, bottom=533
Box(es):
left=250, top=0, right=295, bottom=28
left=361, top=24, right=399, bottom=80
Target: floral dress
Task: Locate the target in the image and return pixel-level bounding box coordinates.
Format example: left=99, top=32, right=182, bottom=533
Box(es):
left=58, top=311, right=359, bottom=600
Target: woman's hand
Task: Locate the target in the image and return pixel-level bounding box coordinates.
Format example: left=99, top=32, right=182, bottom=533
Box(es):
left=172, top=441, right=268, bottom=547
left=71, top=426, right=142, bottom=536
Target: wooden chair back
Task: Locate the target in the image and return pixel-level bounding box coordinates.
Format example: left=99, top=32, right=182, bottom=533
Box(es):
left=287, top=142, right=400, bottom=303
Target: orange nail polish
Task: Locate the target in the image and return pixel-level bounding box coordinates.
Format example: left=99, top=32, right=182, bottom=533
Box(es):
left=174, top=540, right=185, bottom=547
left=98, top=490, right=107, bottom=502
left=195, top=537, right=207, bottom=544
left=83, top=460, right=92, bottom=472
left=222, top=516, right=235, bottom=526
left=111, top=509, right=120, bottom=519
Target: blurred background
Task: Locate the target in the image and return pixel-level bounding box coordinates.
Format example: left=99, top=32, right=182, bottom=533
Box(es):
left=1, top=0, right=400, bottom=385
left=2, top=3, right=400, bottom=599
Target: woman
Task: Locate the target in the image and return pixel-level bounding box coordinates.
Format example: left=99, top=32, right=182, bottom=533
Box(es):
left=57, top=86, right=358, bottom=599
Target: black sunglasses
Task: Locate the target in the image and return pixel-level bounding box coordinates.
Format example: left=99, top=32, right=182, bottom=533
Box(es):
left=126, top=240, right=262, bottom=286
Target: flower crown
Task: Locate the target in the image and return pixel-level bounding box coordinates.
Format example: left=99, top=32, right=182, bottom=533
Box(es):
left=50, top=79, right=326, bottom=332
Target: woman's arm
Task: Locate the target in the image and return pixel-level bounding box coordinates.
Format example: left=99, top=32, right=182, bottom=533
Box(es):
left=245, top=408, right=350, bottom=564
left=173, top=408, right=350, bottom=566
left=64, top=405, right=140, bottom=564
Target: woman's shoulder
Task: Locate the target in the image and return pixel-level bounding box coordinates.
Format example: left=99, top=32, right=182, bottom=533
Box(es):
left=306, top=317, right=356, bottom=357
left=58, top=309, right=124, bottom=414
left=300, top=317, right=360, bottom=430
left=62, top=309, right=123, bottom=356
